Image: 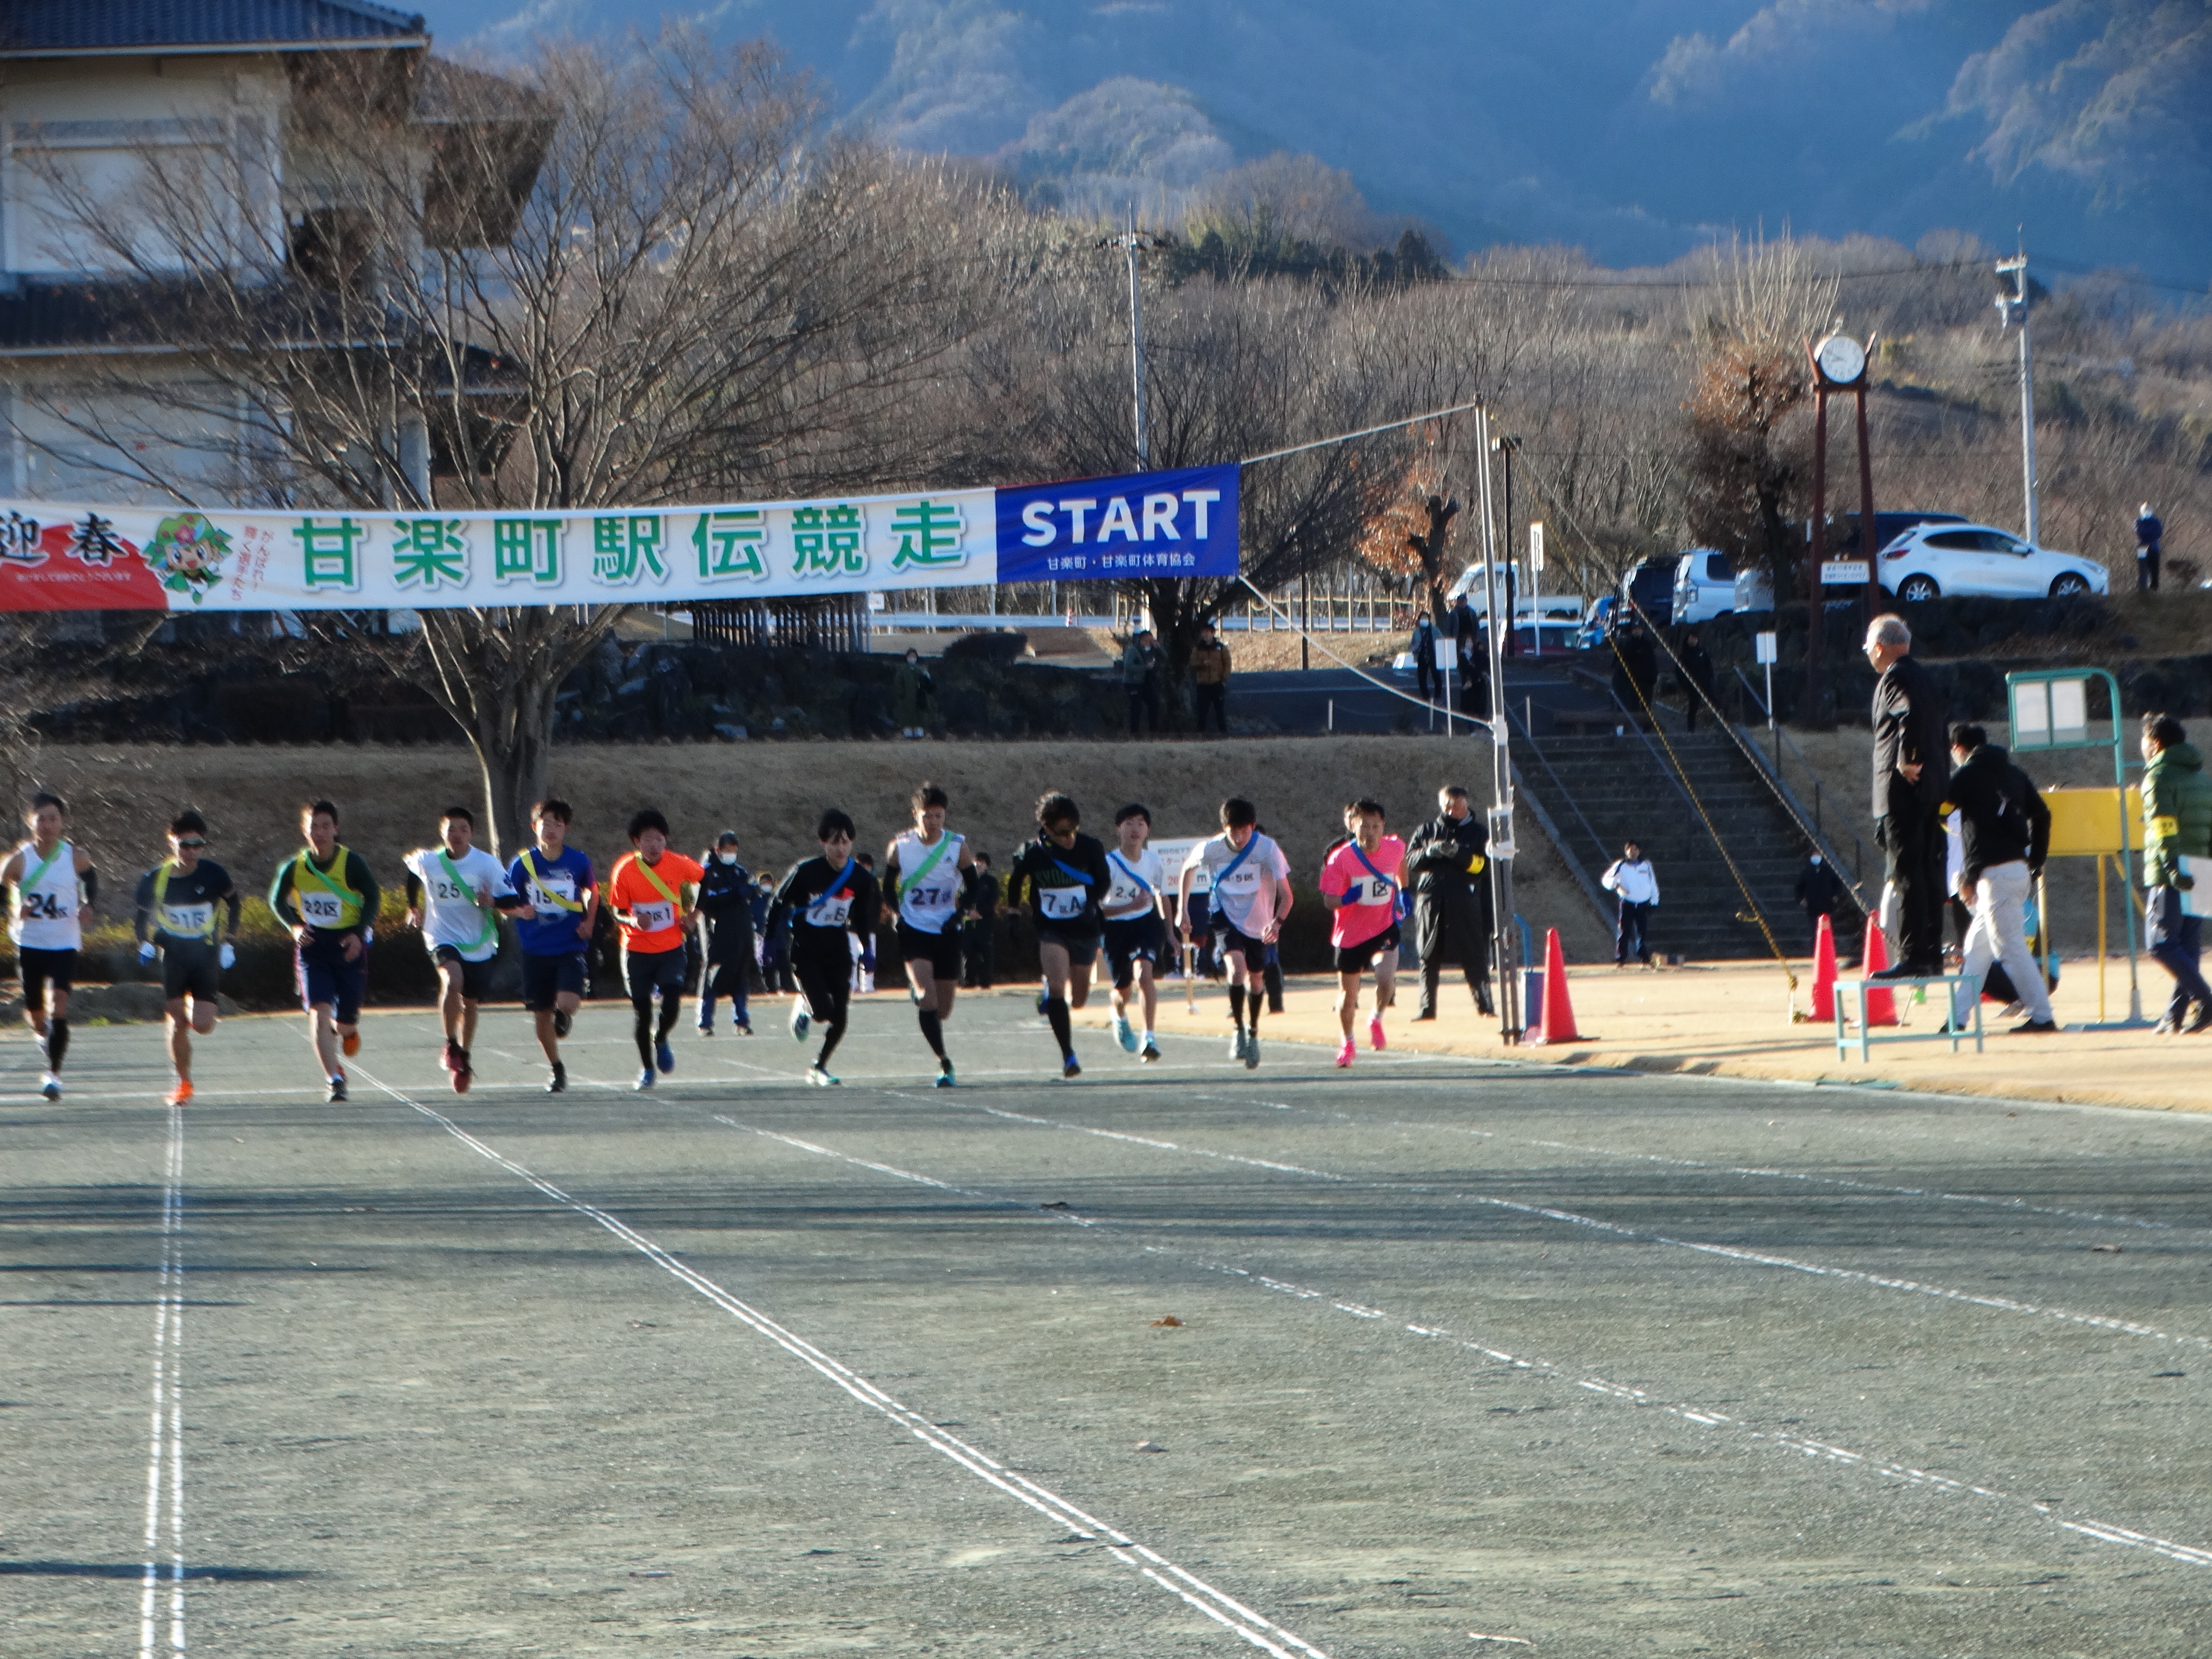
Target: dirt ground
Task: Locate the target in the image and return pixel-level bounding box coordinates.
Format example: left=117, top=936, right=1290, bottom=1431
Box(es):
left=18, top=735, right=1616, bottom=963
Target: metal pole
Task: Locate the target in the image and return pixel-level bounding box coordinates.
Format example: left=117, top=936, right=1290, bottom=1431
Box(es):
left=1854, top=381, right=1877, bottom=626
left=1124, top=220, right=1149, bottom=469
left=1476, top=407, right=1520, bottom=1042
left=1806, top=377, right=1829, bottom=727
left=1996, top=252, right=2038, bottom=544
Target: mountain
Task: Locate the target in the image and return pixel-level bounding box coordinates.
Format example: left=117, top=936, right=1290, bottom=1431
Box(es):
left=432, top=0, right=2212, bottom=281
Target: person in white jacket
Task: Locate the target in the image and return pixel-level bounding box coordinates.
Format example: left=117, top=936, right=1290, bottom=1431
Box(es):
left=1601, top=840, right=1659, bottom=968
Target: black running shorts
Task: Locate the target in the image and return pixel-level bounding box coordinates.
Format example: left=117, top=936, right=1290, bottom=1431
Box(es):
left=19, top=946, right=75, bottom=1009
left=896, top=919, right=961, bottom=980
left=1033, top=925, right=1100, bottom=969
left=520, top=950, right=586, bottom=1011
left=1102, top=914, right=1167, bottom=989
left=161, top=940, right=222, bottom=1004
left=1332, top=921, right=1402, bottom=975
left=1211, top=919, right=1268, bottom=975
left=432, top=943, right=497, bottom=1002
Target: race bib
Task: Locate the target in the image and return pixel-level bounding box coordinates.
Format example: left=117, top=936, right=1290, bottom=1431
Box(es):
left=297, top=890, right=344, bottom=925
left=160, top=902, right=214, bottom=934
left=807, top=895, right=853, bottom=928
left=1360, top=876, right=1394, bottom=905
left=631, top=899, right=675, bottom=933
left=1039, top=886, right=1087, bottom=920
left=533, top=874, right=576, bottom=907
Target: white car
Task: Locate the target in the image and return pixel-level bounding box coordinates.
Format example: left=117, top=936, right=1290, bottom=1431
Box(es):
left=1879, top=523, right=2108, bottom=602
left=1672, top=548, right=1736, bottom=623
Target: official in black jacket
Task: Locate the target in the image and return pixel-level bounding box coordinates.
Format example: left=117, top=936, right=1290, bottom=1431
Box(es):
left=694, top=830, right=755, bottom=1034
left=1406, top=785, right=1496, bottom=1019
left=1793, top=853, right=1848, bottom=952
left=1863, top=614, right=1951, bottom=975
left=1941, top=723, right=2056, bottom=1033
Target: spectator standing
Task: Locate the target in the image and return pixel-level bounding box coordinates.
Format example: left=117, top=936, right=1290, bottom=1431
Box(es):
left=1793, top=851, right=1846, bottom=952
left=1450, top=594, right=1483, bottom=710
left=1612, top=618, right=1658, bottom=722
left=1678, top=628, right=1717, bottom=731
left=693, top=830, right=755, bottom=1035
left=2140, top=711, right=2212, bottom=1033
left=1121, top=629, right=1163, bottom=736
left=1863, top=613, right=1951, bottom=977
left=960, top=852, right=999, bottom=988
left=1406, top=784, right=1495, bottom=1018
left=892, top=647, right=934, bottom=739
left=1943, top=723, right=2057, bottom=1034
left=1409, top=611, right=1441, bottom=704
left=1601, top=840, right=1659, bottom=968
left=1190, top=620, right=1232, bottom=734
left=2136, top=502, right=2164, bottom=592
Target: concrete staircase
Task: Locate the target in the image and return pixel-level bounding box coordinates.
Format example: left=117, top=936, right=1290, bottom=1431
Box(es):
left=1516, top=728, right=1814, bottom=962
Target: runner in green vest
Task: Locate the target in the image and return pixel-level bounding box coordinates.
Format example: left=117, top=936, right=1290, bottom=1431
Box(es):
left=268, top=800, right=380, bottom=1103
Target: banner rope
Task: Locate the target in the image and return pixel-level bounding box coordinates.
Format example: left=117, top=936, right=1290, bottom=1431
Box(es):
left=1233, top=576, right=1491, bottom=733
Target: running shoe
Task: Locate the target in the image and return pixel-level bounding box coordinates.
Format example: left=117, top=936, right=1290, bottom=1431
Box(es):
left=341, top=1030, right=361, bottom=1058
left=552, top=1008, right=573, bottom=1039
left=39, top=1072, right=61, bottom=1101
left=634, top=1068, right=655, bottom=1091
left=453, top=1062, right=472, bottom=1095
left=656, top=1039, right=676, bottom=1075
left=327, top=1072, right=348, bottom=1103
left=790, top=1001, right=811, bottom=1043
left=936, top=1058, right=957, bottom=1089
left=734, top=1020, right=753, bottom=1036
left=166, top=1080, right=194, bottom=1107
left=1243, top=1034, right=1261, bottom=1070
left=1140, top=1040, right=1161, bottom=1064
left=441, top=1039, right=462, bottom=1073
left=1368, top=1014, right=1387, bottom=1052
left=1114, top=1013, right=1138, bottom=1053
left=1062, top=1054, right=1083, bottom=1080
left=696, top=1018, right=713, bottom=1036
left=1228, top=1030, right=1248, bottom=1064
left=547, top=1062, right=567, bottom=1094
left=1035, top=989, right=1051, bottom=1016
left=806, top=1064, right=841, bottom=1087
left=1335, top=1039, right=1354, bottom=1068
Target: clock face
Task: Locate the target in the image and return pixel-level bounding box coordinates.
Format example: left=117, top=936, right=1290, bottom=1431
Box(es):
left=1816, top=333, right=1866, bottom=385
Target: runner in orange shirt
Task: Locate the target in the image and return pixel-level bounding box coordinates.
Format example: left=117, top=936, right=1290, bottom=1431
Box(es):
left=607, top=809, right=704, bottom=1091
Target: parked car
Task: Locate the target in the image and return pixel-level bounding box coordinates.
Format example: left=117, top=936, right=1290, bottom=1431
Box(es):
left=1573, top=594, right=1620, bottom=650
left=1879, top=522, right=2109, bottom=601
left=1671, top=548, right=1735, bottom=623
left=1618, top=556, right=1675, bottom=626
left=1731, top=512, right=1972, bottom=611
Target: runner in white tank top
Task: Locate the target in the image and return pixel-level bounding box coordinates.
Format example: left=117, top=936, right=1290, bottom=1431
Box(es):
left=882, top=781, right=978, bottom=1088
left=3, top=792, right=99, bottom=1099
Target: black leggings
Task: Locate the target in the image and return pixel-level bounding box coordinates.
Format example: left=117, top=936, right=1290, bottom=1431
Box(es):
left=795, top=949, right=852, bottom=1065
left=624, top=947, right=685, bottom=1068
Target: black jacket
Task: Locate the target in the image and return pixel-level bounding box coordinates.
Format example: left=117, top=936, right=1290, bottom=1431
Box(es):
left=1870, top=653, right=1950, bottom=820
left=1679, top=641, right=1715, bottom=695
left=1793, top=857, right=1846, bottom=914
left=695, top=854, right=755, bottom=944
left=1406, top=810, right=1492, bottom=963
left=1945, top=743, right=2051, bottom=887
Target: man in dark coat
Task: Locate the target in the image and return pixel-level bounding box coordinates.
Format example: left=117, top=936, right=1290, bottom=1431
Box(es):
left=1678, top=629, right=1717, bottom=731
left=693, top=830, right=755, bottom=1034
left=1793, top=852, right=1848, bottom=953
left=1406, top=784, right=1495, bottom=1019
left=1863, top=612, right=1951, bottom=976
left=960, top=853, right=999, bottom=989
left=1612, top=618, right=1658, bottom=723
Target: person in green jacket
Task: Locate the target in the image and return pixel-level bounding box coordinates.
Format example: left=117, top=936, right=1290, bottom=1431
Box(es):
left=2140, top=712, right=2212, bottom=1033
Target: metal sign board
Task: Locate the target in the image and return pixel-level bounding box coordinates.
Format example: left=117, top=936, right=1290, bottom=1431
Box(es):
left=1820, top=560, right=1870, bottom=585
left=2010, top=673, right=2091, bottom=750
left=1753, top=630, right=1778, bottom=665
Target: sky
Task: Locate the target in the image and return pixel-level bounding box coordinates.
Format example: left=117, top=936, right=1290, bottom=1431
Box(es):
left=420, top=0, right=2212, bottom=282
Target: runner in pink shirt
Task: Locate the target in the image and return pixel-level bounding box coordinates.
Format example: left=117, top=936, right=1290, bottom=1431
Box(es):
left=1318, top=798, right=1407, bottom=1067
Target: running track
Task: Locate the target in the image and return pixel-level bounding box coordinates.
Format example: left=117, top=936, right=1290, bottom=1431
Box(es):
left=4, top=993, right=2209, bottom=1655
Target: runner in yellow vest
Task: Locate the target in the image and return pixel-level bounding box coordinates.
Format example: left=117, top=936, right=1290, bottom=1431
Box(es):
left=268, top=800, right=380, bottom=1103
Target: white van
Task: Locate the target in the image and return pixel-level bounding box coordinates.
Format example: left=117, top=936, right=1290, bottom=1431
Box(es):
left=1672, top=549, right=1736, bottom=623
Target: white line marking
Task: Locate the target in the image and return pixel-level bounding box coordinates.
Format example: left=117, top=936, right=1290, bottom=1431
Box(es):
left=359, top=1069, right=1331, bottom=1658
left=649, top=1097, right=2212, bottom=1576
left=990, top=1100, right=2212, bottom=1353
left=137, top=1103, right=185, bottom=1659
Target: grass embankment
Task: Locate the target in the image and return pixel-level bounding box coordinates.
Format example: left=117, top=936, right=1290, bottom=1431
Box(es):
left=10, top=736, right=1615, bottom=1001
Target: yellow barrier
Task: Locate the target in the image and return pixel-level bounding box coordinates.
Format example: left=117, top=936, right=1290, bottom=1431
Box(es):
left=2041, top=785, right=2142, bottom=858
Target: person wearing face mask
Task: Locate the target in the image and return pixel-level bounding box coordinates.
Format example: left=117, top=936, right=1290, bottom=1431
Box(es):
left=1794, top=850, right=1848, bottom=956
left=694, top=830, right=755, bottom=1038
left=775, top=810, right=878, bottom=1086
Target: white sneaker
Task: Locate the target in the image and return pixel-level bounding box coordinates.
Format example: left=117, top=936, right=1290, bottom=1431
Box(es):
left=806, top=1064, right=841, bottom=1087
left=1115, top=1013, right=1138, bottom=1053
left=790, top=1001, right=810, bottom=1043
left=1227, top=1030, right=1247, bottom=1063
left=39, top=1072, right=61, bottom=1101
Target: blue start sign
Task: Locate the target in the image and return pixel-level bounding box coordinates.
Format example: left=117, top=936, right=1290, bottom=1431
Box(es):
left=993, top=463, right=1239, bottom=583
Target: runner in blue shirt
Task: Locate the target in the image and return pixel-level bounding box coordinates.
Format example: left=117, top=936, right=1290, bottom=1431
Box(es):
left=506, top=798, right=598, bottom=1094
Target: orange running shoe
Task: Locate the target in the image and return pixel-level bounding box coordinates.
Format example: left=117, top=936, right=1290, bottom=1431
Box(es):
left=166, top=1080, right=194, bottom=1107
left=341, top=1030, right=361, bottom=1058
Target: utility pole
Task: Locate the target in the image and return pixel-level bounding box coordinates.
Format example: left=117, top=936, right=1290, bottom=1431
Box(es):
left=1995, top=246, right=2039, bottom=544
left=1476, top=406, right=1521, bottom=1043
left=1101, top=216, right=1160, bottom=469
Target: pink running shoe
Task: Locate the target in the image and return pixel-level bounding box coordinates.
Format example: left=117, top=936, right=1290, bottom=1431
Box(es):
left=1368, top=1015, right=1387, bottom=1052
left=1335, top=1039, right=1354, bottom=1068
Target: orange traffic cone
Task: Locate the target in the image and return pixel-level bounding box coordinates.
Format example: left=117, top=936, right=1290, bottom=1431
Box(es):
left=1859, top=916, right=1898, bottom=1027
left=1528, top=928, right=1579, bottom=1045
left=1809, top=913, right=1838, bottom=1022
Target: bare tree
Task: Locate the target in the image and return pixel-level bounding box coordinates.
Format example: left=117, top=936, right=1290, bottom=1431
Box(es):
left=20, top=34, right=1030, bottom=847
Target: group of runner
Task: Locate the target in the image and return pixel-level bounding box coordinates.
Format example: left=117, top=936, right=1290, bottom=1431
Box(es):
left=4, top=781, right=1419, bottom=1102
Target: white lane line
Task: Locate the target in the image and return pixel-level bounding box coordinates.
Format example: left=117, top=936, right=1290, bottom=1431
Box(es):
left=358, top=1070, right=1331, bottom=1659
left=655, top=1099, right=2212, bottom=1576
left=137, top=1103, right=186, bottom=1659
left=990, top=1100, right=2212, bottom=1354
